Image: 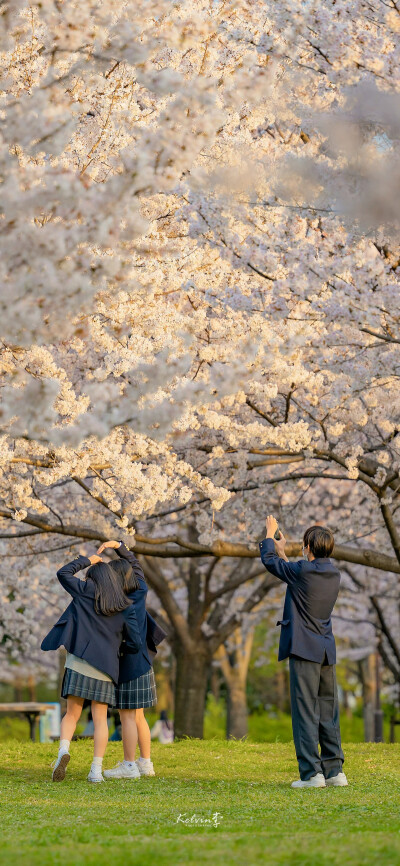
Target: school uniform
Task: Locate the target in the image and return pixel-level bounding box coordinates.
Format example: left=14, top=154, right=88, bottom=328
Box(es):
left=41, top=555, right=142, bottom=706
left=259, top=538, right=344, bottom=781
left=62, top=654, right=115, bottom=705
left=113, top=542, right=167, bottom=710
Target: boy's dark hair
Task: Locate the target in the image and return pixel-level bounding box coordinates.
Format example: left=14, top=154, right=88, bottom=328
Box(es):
left=303, top=525, right=334, bottom=558
left=86, top=561, right=131, bottom=616
left=110, top=558, right=140, bottom=594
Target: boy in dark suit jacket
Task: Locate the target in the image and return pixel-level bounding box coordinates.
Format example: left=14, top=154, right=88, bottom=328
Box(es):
left=260, top=516, right=347, bottom=789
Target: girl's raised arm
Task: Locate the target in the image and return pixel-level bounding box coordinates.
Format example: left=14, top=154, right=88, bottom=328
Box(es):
left=98, top=540, right=145, bottom=583
left=57, top=554, right=101, bottom=597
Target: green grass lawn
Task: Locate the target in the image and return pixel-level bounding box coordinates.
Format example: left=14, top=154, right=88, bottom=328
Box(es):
left=0, top=740, right=399, bottom=866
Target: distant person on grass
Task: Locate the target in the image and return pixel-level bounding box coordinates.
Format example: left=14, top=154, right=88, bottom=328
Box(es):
left=41, top=554, right=141, bottom=783
left=260, top=516, right=347, bottom=789
left=151, top=710, right=174, bottom=744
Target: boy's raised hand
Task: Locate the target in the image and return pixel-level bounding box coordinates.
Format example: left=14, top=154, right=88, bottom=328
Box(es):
left=265, top=515, right=279, bottom=537
left=97, top=540, right=120, bottom=555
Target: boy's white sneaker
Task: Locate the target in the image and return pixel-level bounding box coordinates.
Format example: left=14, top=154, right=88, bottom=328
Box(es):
left=291, top=773, right=326, bottom=789
left=87, top=767, right=104, bottom=783
left=103, top=761, right=140, bottom=780
left=51, top=751, right=70, bottom=782
left=325, top=772, right=348, bottom=787
left=136, top=758, right=155, bottom=777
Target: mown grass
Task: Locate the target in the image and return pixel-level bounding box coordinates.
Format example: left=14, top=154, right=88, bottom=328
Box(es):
left=0, top=739, right=399, bottom=865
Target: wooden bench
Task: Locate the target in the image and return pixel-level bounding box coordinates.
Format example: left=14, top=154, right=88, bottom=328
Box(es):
left=0, top=703, right=55, bottom=741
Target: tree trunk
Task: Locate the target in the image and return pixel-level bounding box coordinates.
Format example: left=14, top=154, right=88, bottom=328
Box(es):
left=358, top=654, right=375, bottom=742
left=227, top=684, right=248, bottom=739
left=275, top=666, right=286, bottom=713
left=154, top=660, right=174, bottom=715
left=210, top=668, right=221, bottom=702
left=14, top=678, right=23, bottom=702
left=27, top=675, right=36, bottom=701
left=215, top=626, right=254, bottom=740
left=173, top=642, right=211, bottom=739
left=342, top=689, right=352, bottom=719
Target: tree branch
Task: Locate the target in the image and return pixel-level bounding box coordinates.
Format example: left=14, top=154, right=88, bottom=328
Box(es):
left=245, top=398, right=278, bottom=426
left=370, top=595, right=400, bottom=667
left=140, top=557, right=195, bottom=654
left=377, top=638, right=400, bottom=682
left=380, top=502, right=400, bottom=565
left=0, top=509, right=399, bottom=571
left=360, top=327, right=400, bottom=345
left=209, top=574, right=278, bottom=653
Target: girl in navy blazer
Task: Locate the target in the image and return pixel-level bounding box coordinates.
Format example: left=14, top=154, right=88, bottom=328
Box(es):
left=96, top=540, right=166, bottom=779
left=41, top=553, right=142, bottom=783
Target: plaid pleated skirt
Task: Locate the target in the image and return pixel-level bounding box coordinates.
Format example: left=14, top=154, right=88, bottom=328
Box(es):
left=115, top=667, right=157, bottom=709
left=62, top=668, right=116, bottom=706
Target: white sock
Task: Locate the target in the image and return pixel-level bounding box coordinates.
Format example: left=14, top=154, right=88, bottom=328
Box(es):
left=123, top=760, right=135, bottom=768
left=59, top=739, right=70, bottom=755
left=91, top=757, right=103, bottom=772
left=138, top=756, right=151, bottom=764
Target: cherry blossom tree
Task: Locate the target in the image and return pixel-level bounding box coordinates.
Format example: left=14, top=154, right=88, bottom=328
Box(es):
left=0, top=0, right=400, bottom=736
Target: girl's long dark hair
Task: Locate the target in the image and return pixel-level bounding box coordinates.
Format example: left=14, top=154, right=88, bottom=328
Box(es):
left=110, top=559, right=140, bottom=594
left=86, top=562, right=131, bottom=616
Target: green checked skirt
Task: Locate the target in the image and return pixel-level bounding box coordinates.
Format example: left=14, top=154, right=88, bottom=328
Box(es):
left=115, top=668, right=157, bottom=709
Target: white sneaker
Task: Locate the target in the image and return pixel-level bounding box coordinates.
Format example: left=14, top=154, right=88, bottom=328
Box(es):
left=51, top=751, right=70, bottom=782
left=135, top=758, right=155, bottom=777
left=103, top=761, right=140, bottom=780
left=291, top=773, right=326, bottom=789
left=325, top=772, right=348, bottom=787
left=87, top=767, right=104, bottom=783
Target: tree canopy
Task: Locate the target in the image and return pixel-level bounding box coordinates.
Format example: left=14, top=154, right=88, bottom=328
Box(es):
left=0, top=1, right=399, bottom=698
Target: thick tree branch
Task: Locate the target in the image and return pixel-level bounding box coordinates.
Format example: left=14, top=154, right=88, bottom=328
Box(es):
left=247, top=456, right=305, bottom=469
left=380, top=502, right=400, bottom=565
left=1, top=509, right=399, bottom=571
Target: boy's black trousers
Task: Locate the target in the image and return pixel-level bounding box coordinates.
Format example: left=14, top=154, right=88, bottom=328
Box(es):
left=289, top=652, right=345, bottom=781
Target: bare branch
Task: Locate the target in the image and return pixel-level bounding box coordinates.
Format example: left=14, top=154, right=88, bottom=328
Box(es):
left=380, top=502, right=400, bottom=565
left=371, top=595, right=400, bottom=667
left=361, top=327, right=400, bottom=345
left=209, top=574, right=278, bottom=653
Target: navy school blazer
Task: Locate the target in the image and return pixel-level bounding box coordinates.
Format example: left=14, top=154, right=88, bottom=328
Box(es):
left=115, top=542, right=167, bottom=684
left=41, top=555, right=142, bottom=685
left=259, top=538, right=341, bottom=664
